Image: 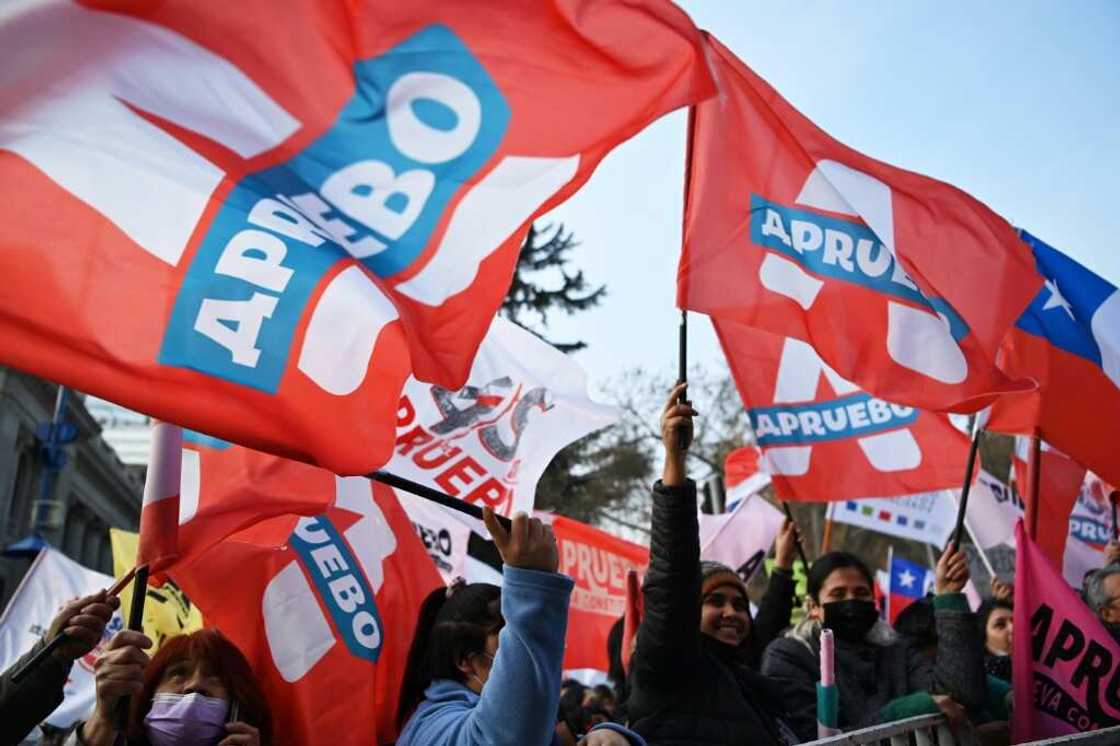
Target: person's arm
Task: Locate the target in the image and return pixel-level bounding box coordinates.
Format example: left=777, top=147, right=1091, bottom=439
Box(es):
left=927, top=547, right=986, bottom=711
left=631, top=384, right=702, bottom=688
left=0, top=591, right=118, bottom=745
left=406, top=511, right=573, bottom=746
left=759, top=639, right=818, bottom=743
left=748, top=521, right=798, bottom=664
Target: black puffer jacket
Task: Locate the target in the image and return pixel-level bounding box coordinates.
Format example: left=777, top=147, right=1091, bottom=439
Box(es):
left=626, top=480, right=796, bottom=746
left=761, top=594, right=987, bottom=741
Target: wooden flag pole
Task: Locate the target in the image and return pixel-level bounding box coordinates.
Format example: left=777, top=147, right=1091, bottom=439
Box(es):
left=368, top=470, right=512, bottom=532
left=950, top=418, right=984, bottom=551
left=820, top=502, right=837, bottom=555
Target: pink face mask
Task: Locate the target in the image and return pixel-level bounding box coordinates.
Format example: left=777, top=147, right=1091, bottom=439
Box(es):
left=144, top=692, right=229, bottom=746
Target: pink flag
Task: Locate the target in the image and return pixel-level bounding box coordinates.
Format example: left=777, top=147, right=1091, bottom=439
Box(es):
left=1012, top=521, right=1120, bottom=741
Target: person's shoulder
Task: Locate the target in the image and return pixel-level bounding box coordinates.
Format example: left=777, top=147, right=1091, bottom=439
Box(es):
left=761, top=634, right=815, bottom=671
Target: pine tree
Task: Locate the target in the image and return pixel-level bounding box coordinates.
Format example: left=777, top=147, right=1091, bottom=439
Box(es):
left=501, top=223, right=605, bottom=353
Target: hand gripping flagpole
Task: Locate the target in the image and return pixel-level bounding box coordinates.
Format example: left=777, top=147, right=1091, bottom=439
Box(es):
left=114, top=563, right=150, bottom=730
left=781, top=501, right=812, bottom=570
left=950, top=417, right=984, bottom=551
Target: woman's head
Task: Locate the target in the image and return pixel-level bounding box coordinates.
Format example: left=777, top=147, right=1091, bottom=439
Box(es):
left=978, top=598, right=1013, bottom=655
left=806, top=552, right=878, bottom=642
left=130, top=628, right=271, bottom=744
left=698, top=561, right=751, bottom=647
left=397, top=581, right=503, bottom=729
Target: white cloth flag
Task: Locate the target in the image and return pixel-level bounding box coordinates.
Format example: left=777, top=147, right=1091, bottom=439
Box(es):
left=699, top=495, right=785, bottom=575
left=0, top=548, right=123, bottom=728
left=389, top=317, right=619, bottom=516
left=966, top=469, right=1025, bottom=549
left=396, top=490, right=473, bottom=584
left=831, top=489, right=958, bottom=547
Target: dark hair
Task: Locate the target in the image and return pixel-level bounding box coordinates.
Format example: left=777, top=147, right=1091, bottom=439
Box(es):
left=396, top=583, right=503, bottom=730
left=976, top=598, right=1013, bottom=639
left=129, top=628, right=272, bottom=744
left=807, top=552, right=874, bottom=604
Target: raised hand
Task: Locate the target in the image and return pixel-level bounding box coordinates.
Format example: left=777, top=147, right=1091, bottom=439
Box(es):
left=484, top=508, right=559, bottom=573
left=81, top=630, right=153, bottom=746
left=46, top=589, right=119, bottom=664
left=660, top=382, right=698, bottom=487
left=935, top=546, right=970, bottom=595
left=774, top=518, right=799, bottom=571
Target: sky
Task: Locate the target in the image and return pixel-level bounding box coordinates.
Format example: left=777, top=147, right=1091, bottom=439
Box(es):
left=539, top=1, right=1120, bottom=396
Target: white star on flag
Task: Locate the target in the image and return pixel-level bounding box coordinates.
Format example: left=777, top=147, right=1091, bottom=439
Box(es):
left=898, top=569, right=916, bottom=588
left=1042, top=278, right=1075, bottom=320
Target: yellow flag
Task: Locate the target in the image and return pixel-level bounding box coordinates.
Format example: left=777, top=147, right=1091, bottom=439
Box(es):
left=110, top=528, right=203, bottom=648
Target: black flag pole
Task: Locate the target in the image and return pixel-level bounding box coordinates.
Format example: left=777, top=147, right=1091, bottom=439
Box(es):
left=950, top=417, right=984, bottom=551
left=780, top=501, right=811, bottom=571
left=368, top=470, right=512, bottom=532
left=677, top=309, right=690, bottom=451
left=1111, top=490, right=1118, bottom=543
left=115, top=564, right=150, bottom=729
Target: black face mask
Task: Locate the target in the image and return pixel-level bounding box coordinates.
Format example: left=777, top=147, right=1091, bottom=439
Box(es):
left=822, top=599, right=879, bottom=642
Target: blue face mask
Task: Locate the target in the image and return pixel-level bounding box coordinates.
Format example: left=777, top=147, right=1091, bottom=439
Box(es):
left=144, top=692, right=229, bottom=746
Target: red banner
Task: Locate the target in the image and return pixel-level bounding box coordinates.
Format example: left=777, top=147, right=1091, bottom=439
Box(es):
left=550, top=515, right=648, bottom=674
left=0, top=0, right=713, bottom=475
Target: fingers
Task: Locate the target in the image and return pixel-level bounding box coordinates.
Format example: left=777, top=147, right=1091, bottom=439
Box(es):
left=105, top=630, right=153, bottom=652
left=482, top=507, right=509, bottom=549
left=664, top=382, right=687, bottom=412
left=220, top=722, right=260, bottom=746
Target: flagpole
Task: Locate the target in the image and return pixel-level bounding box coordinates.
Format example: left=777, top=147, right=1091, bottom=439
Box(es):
left=885, top=544, right=894, bottom=622
left=781, top=501, right=812, bottom=569
left=820, top=502, right=836, bottom=554
left=950, top=418, right=983, bottom=551
left=1111, top=490, right=1118, bottom=543
left=368, top=470, right=512, bottom=531
left=677, top=309, right=689, bottom=451
left=1026, top=434, right=1043, bottom=540
left=115, top=563, right=150, bottom=730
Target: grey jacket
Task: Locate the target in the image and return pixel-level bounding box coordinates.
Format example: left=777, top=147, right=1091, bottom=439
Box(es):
left=761, top=594, right=986, bottom=741
left=0, top=638, right=71, bottom=745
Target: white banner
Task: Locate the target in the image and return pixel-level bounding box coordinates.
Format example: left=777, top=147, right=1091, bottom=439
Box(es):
left=699, top=495, right=785, bottom=576
left=966, top=469, right=1024, bottom=549
left=1063, top=474, right=1114, bottom=587
left=396, top=490, right=473, bottom=584
left=831, top=489, right=958, bottom=547
left=389, top=317, right=619, bottom=516
left=0, top=548, right=122, bottom=728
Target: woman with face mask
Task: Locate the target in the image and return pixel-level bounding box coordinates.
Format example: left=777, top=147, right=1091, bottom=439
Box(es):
left=395, top=508, right=645, bottom=746
left=625, top=384, right=798, bottom=746
left=66, top=627, right=270, bottom=746
left=761, top=550, right=987, bottom=740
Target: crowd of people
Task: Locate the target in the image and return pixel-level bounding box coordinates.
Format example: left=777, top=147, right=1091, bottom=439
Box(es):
left=4, top=383, right=1119, bottom=745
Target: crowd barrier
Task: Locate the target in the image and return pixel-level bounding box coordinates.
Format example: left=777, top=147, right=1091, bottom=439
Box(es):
left=803, top=715, right=1120, bottom=746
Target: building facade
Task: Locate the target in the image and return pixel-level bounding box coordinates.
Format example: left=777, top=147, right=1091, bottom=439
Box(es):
left=0, top=367, right=142, bottom=608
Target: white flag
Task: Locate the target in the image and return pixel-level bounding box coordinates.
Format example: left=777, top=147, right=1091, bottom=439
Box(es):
left=396, top=490, right=473, bottom=584
left=699, top=496, right=785, bottom=575
left=390, top=317, right=619, bottom=516
left=966, top=469, right=1024, bottom=549
left=0, top=548, right=123, bottom=728
left=831, top=490, right=958, bottom=547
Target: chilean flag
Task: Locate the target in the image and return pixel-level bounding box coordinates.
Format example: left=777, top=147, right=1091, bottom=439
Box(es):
left=887, top=555, right=933, bottom=624
left=987, top=231, right=1120, bottom=487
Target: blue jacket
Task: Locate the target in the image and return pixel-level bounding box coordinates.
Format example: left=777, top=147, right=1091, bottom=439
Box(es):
left=397, top=565, right=645, bottom=746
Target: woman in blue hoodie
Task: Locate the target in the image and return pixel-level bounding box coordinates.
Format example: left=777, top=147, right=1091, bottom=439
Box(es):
left=396, top=507, right=645, bottom=746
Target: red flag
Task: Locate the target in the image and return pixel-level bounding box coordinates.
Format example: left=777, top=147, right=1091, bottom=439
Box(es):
left=137, top=423, right=184, bottom=574
left=680, top=35, right=1041, bottom=412
left=714, top=319, right=970, bottom=502
left=0, top=0, right=714, bottom=476
left=1012, top=521, right=1120, bottom=740
left=985, top=231, right=1120, bottom=487
left=1012, top=438, right=1086, bottom=572
left=171, top=478, right=442, bottom=746
left=551, top=515, right=648, bottom=675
